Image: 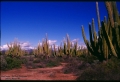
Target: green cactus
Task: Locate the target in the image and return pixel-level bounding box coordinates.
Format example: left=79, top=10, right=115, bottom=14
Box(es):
left=5, top=39, right=23, bottom=58
left=33, top=41, right=44, bottom=57
left=81, top=2, right=120, bottom=61
left=58, top=42, right=64, bottom=57
left=53, top=44, right=56, bottom=57
left=96, top=2, right=101, bottom=31
left=66, top=34, right=71, bottom=56
left=81, top=26, right=94, bottom=55
left=74, top=41, right=78, bottom=56
left=69, top=42, right=73, bottom=57
left=101, top=21, right=118, bottom=57
left=41, top=33, right=50, bottom=58
left=63, top=39, right=67, bottom=55
left=104, top=2, right=120, bottom=58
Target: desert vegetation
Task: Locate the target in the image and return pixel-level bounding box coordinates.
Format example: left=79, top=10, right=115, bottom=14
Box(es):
left=1, top=1, right=120, bottom=80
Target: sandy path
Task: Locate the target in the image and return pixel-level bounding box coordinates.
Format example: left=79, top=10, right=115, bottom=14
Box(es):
left=1, top=63, right=77, bottom=80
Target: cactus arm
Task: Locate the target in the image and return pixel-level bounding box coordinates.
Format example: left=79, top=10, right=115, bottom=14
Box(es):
left=115, top=22, right=120, bottom=56
left=103, top=35, right=107, bottom=60
left=92, top=19, right=97, bottom=48
left=112, top=2, right=119, bottom=23
left=102, top=21, right=117, bottom=57
left=81, top=25, right=94, bottom=55
left=105, top=2, right=114, bottom=27
left=66, top=34, right=71, bottom=55
left=89, top=23, right=94, bottom=49
left=96, top=2, right=101, bottom=31
left=63, top=40, right=67, bottom=55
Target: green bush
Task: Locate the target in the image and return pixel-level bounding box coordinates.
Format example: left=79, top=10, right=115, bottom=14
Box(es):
left=77, top=67, right=105, bottom=80
left=33, top=58, right=40, bottom=63
left=46, top=60, right=60, bottom=67
left=21, top=58, right=27, bottom=64
left=77, top=58, right=120, bottom=80
left=79, top=55, right=98, bottom=64
left=1, top=55, right=8, bottom=70
left=5, top=57, right=22, bottom=70
left=106, top=56, right=120, bottom=69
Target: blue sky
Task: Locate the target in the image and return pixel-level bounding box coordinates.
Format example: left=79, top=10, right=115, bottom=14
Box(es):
left=1, top=1, right=120, bottom=49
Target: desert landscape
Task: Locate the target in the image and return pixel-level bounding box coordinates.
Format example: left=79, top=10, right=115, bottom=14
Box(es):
left=1, top=63, right=77, bottom=80
left=1, top=1, right=120, bottom=80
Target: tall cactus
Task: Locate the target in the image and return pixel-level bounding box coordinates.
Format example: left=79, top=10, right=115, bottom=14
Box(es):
left=33, top=41, right=44, bottom=57
left=66, top=34, right=71, bottom=56
left=104, top=2, right=120, bottom=58
left=96, top=2, right=101, bottom=31
left=53, top=44, right=57, bottom=57
left=58, top=42, right=64, bottom=57
left=81, top=1, right=120, bottom=61
left=63, top=37, right=67, bottom=55
left=69, top=42, right=73, bottom=57
left=82, top=22, right=105, bottom=61
left=41, top=33, right=50, bottom=58
left=5, top=39, right=24, bottom=58
left=73, top=40, right=78, bottom=56
left=101, top=21, right=118, bottom=57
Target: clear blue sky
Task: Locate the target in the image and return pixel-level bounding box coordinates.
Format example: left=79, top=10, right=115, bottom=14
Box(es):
left=1, top=1, right=120, bottom=47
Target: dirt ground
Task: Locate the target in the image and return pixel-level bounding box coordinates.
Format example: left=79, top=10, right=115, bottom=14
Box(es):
left=1, top=63, right=78, bottom=80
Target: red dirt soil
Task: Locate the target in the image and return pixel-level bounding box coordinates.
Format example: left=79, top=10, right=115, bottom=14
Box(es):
left=1, top=63, right=78, bottom=80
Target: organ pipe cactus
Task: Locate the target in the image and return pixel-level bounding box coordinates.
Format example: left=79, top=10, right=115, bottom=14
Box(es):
left=33, top=41, right=43, bottom=57
left=69, top=42, right=73, bottom=57
left=103, top=2, right=120, bottom=58
left=73, top=40, right=78, bottom=56
left=81, top=2, right=120, bottom=61
left=82, top=23, right=105, bottom=61
left=58, top=42, right=64, bottom=57
left=53, top=44, right=56, bottom=57
left=5, top=39, right=23, bottom=58
left=63, top=39, right=67, bottom=55
left=66, top=34, right=71, bottom=55
left=33, top=33, right=51, bottom=58
left=63, top=34, right=80, bottom=57
left=41, top=33, right=50, bottom=58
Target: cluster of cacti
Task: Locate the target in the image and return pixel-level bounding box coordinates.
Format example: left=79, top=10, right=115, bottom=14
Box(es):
left=33, top=33, right=87, bottom=58
left=33, top=41, right=43, bottom=57
left=57, top=42, right=64, bottom=57
left=103, top=2, right=120, bottom=58
left=62, top=34, right=87, bottom=57
left=5, top=39, right=24, bottom=58
left=63, top=34, right=73, bottom=56
left=81, top=1, right=120, bottom=61
left=4, top=34, right=87, bottom=59
left=33, top=33, right=51, bottom=59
